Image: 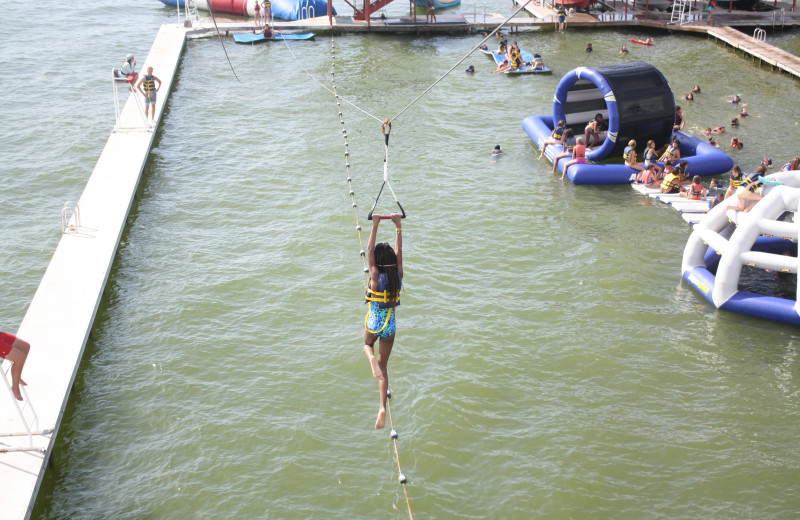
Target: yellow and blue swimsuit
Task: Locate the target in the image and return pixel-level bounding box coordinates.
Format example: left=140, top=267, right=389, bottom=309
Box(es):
left=364, top=273, right=401, bottom=338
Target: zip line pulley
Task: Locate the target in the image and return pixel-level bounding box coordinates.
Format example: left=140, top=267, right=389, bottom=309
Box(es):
left=368, top=119, right=406, bottom=221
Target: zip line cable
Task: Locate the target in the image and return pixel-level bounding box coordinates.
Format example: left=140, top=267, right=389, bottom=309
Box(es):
left=292, top=9, right=535, bottom=516
left=279, top=36, right=384, bottom=124
left=389, top=0, right=535, bottom=122
left=206, top=1, right=243, bottom=84
left=330, top=38, right=414, bottom=520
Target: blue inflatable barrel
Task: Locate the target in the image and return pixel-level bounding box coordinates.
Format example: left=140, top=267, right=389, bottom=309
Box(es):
left=552, top=61, right=675, bottom=161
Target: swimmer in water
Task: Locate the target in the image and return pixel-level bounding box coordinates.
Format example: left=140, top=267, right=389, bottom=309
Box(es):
left=492, top=144, right=503, bottom=156
left=731, top=94, right=742, bottom=104
left=692, top=84, right=701, bottom=93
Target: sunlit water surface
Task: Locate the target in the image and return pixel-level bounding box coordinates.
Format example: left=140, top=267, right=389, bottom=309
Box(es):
left=2, top=2, right=800, bottom=518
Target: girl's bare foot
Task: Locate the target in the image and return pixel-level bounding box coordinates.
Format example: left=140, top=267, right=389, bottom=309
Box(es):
left=375, top=408, right=386, bottom=429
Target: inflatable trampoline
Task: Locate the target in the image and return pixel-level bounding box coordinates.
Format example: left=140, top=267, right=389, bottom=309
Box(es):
left=682, top=170, right=800, bottom=326
left=523, top=61, right=734, bottom=185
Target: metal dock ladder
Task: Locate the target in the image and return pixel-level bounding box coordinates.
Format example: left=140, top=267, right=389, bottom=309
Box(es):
left=1, top=361, right=52, bottom=453
left=670, top=0, right=692, bottom=25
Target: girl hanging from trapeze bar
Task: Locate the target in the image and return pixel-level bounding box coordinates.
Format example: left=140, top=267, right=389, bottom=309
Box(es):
left=363, top=212, right=403, bottom=429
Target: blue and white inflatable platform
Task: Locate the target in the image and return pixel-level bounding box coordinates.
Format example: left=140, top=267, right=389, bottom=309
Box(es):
left=523, top=61, right=734, bottom=185
left=682, top=170, right=800, bottom=326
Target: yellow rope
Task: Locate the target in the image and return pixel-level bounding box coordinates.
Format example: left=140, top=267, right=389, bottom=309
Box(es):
left=329, top=36, right=414, bottom=520
left=387, top=394, right=414, bottom=520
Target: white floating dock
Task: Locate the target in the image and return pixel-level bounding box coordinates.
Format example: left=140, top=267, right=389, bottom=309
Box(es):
left=0, top=24, right=187, bottom=520
left=631, top=182, right=715, bottom=225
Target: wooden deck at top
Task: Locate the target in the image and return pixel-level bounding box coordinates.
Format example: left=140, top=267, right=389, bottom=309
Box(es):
left=705, top=24, right=800, bottom=77
left=192, top=3, right=800, bottom=79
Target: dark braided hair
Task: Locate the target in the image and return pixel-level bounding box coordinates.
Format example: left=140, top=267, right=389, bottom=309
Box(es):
left=374, top=242, right=401, bottom=302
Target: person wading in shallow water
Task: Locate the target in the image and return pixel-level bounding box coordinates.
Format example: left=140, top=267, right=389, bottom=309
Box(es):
left=362, top=213, right=403, bottom=429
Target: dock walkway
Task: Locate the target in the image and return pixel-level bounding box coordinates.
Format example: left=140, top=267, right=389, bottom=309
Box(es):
left=631, top=183, right=717, bottom=225
left=0, top=24, right=187, bottom=520
left=706, top=24, right=800, bottom=77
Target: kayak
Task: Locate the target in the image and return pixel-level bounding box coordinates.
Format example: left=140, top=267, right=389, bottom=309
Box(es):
left=233, top=31, right=315, bottom=44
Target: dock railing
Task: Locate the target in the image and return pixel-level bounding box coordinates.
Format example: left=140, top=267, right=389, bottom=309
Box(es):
left=772, top=7, right=785, bottom=27
left=671, top=0, right=693, bottom=24
left=1, top=362, right=51, bottom=454
left=111, top=68, right=151, bottom=132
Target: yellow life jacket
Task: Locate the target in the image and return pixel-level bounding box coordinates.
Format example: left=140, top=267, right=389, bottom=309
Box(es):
left=142, top=75, right=156, bottom=93
left=623, top=146, right=634, bottom=163
left=364, top=273, right=401, bottom=308
left=661, top=173, right=680, bottom=191
left=742, top=174, right=760, bottom=192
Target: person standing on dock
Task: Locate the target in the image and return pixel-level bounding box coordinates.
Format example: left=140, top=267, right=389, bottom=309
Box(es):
left=137, top=67, right=162, bottom=123
left=254, top=0, right=261, bottom=27
left=706, top=0, right=715, bottom=24
left=556, top=4, right=568, bottom=31
left=262, top=0, right=272, bottom=27
left=1, top=332, right=30, bottom=401
left=363, top=213, right=403, bottom=430
left=426, top=0, right=437, bottom=24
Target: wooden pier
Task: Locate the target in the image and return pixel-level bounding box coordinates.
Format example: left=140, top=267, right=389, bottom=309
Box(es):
left=706, top=25, right=800, bottom=78
left=196, top=1, right=800, bottom=79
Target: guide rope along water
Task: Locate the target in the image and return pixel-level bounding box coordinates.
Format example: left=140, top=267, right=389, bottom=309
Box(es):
left=316, top=7, right=534, bottom=515
left=329, top=37, right=413, bottom=520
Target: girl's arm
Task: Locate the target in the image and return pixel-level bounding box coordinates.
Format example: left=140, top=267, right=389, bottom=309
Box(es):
left=391, top=213, right=403, bottom=278
left=367, top=217, right=381, bottom=285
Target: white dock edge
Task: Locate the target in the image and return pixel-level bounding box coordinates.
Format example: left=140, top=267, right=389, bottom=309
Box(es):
left=0, top=24, right=187, bottom=520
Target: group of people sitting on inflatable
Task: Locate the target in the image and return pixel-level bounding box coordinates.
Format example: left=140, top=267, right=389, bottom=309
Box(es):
left=490, top=38, right=546, bottom=72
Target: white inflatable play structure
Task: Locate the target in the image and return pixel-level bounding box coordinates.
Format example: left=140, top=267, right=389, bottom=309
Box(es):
left=682, top=170, right=800, bottom=326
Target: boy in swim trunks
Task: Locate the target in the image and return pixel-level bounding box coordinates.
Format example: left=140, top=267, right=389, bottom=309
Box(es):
left=1, top=332, right=31, bottom=401
left=363, top=213, right=403, bottom=429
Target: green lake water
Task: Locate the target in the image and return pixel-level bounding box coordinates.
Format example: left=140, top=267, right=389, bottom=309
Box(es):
left=2, top=2, right=800, bottom=518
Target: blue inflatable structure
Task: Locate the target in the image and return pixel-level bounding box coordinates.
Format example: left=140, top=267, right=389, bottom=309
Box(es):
left=271, top=0, right=335, bottom=20
left=523, top=61, right=734, bottom=185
